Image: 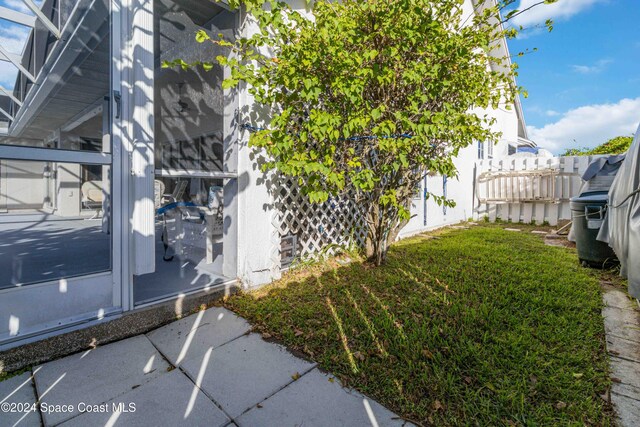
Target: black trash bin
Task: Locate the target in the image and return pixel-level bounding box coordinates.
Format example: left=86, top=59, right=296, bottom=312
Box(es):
left=570, top=192, right=618, bottom=268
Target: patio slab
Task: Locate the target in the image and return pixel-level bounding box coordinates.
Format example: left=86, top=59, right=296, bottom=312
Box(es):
left=133, top=226, right=229, bottom=305
left=612, top=382, right=640, bottom=402
left=0, top=217, right=110, bottom=290
left=603, top=289, right=636, bottom=311
left=34, top=335, right=169, bottom=426
left=6, top=306, right=408, bottom=426
left=147, top=307, right=251, bottom=366
left=59, top=369, right=229, bottom=427
left=610, top=356, right=640, bottom=392
left=236, top=368, right=408, bottom=427
left=0, top=372, right=41, bottom=427
left=180, top=333, right=316, bottom=419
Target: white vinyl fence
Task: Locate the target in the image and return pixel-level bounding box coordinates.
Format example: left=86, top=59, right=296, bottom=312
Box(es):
left=475, top=155, right=606, bottom=226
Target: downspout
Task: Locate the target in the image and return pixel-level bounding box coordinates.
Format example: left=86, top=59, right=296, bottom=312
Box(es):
left=423, top=176, right=428, bottom=226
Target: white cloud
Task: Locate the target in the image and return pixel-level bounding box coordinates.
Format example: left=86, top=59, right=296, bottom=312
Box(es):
left=545, top=110, right=560, bottom=117
left=571, top=59, right=612, bottom=74
left=528, top=98, right=640, bottom=154
left=0, top=0, right=40, bottom=14
left=0, top=23, right=30, bottom=54
left=510, top=0, right=605, bottom=28
left=0, top=61, right=19, bottom=89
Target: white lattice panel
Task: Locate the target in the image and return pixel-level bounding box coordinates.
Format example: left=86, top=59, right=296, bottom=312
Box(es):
left=276, top=177, right=367, bottom=262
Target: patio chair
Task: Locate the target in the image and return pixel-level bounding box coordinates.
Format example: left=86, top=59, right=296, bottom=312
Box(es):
left=154, top=180, right=165, bottom=210
left=81, top=181, right=104, bottom=218
left=160, top=185, right=224, bottom=264
left=170, top=180, right=188, bottom=203
left=207, top=185, right=224, bottom=237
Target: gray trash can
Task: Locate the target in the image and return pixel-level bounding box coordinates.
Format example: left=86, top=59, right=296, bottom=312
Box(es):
left=569, top=192, right=618, bottom=268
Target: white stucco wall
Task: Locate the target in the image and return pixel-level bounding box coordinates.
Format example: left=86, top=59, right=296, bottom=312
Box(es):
left=1, top=161, right=48, bottom=211
left=400, top=101, right=521, bottom=238
left=399, top=0, right=522, bottom=238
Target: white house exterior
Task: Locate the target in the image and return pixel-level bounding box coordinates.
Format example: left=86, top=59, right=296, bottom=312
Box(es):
left=0, top=0, right=531, bottom=349
left=401, top=0, right=533, bottom=237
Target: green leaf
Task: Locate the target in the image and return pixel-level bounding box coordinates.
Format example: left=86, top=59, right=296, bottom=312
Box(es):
left=195, top=30, right=210, bottom=43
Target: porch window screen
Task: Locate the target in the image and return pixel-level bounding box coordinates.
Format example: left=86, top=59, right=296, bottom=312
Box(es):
left=154, top=0, right=235, bottom=175
left=0, top=0, right=113, bottom=290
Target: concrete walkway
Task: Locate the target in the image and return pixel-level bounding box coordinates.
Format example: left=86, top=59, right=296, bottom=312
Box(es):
left=602, top=286, right=640, bottom=426
left=1, top=307, right=409, bottom=427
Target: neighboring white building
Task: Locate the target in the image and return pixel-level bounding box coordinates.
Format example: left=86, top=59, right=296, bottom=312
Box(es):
left=0, top=0, right=531, bottom=349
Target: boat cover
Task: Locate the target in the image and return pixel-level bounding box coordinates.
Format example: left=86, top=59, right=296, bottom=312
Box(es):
left=598, top=123, right=640, bottom=299
left=567, top=154, right=626, bottom=242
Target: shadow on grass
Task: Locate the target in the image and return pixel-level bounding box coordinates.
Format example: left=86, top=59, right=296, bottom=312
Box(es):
left=225, top=227, right=613, bottom=426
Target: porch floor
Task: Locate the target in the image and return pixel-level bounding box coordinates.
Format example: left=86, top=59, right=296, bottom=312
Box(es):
left=0, top=214, right=229, bottom=304
left=0, top=214, right=110, bottom=290
left=133, top=223, right=229, bottom=305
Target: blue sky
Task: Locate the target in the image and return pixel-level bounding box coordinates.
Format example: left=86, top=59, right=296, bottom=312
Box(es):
left=508, top=0, right=640, bottom=154
left=0, top=1, right=40, bottom=90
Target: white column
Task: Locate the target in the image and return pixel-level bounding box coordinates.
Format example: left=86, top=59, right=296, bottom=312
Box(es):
left=122, top=0, right=155, bottom=276
left=234, top=11, right=282, bottom=288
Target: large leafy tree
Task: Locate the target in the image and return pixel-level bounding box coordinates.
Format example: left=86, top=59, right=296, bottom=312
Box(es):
left=562, top=136, right=633, bottom=156
left=168, top=0, right=554, bottom=265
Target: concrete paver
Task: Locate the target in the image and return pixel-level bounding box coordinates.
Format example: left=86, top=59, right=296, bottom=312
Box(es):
left=602, top=306, right=640, bottom=344
left=611, top=393, right=640, bottom=427
left=0, top=372, right=40, bottom=427
left=59, top=370, right=229, bottom=427
left=34, top=335, right=169, bottom=426
left=601, top=287, right=640, bottom=427
left=237, top=368, right=407, bottom=427
left=147, top=307, right=251, bottom=366
left=180, top=333, right=316, bottom=419
left=606, top=335, right=640, bottom=363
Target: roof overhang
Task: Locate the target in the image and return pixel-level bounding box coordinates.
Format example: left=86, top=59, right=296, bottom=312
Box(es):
left=6, top=0, right=108, bottom=138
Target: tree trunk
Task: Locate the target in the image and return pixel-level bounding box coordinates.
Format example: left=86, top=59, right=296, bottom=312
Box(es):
left=386, top=216, right=410, bottom=251
left=364, top=200, right=412, bottom=266
left=365, top=226, right=386, bottom=265
left=364, top=206, right=390, bottom=266
left=365, top=227, right=387, bottom=266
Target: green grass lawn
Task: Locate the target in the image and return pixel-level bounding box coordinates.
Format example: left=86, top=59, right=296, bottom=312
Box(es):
left=224, top=224, right=613, bottom=426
